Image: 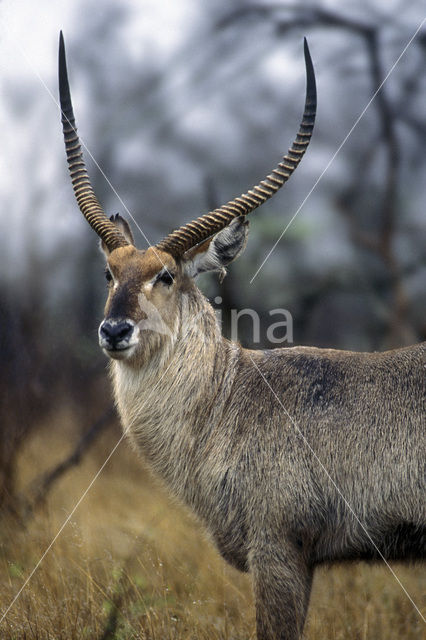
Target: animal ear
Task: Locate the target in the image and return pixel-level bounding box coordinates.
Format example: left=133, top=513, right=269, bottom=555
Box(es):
left=183, top=216, right=249, bottom=280
left=100, top=214, right=134, bottom=256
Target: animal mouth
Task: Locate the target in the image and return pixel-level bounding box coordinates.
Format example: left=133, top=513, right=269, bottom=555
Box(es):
left=102, top=343, right=137, bottom=361
left=105, top=344, right=132, bottom=352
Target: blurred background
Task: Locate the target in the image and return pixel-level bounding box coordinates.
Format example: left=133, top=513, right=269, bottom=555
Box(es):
left=0, top=1, right=424, bottom=637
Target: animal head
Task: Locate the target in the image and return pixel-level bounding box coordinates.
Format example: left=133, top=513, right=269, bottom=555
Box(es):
left=58, top=32, right=316, bottom=364
left=97, top=215, right=249, bottom=364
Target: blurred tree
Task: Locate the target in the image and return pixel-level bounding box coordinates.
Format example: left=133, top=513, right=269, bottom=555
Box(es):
left=205, top=1, right=426, bottom=348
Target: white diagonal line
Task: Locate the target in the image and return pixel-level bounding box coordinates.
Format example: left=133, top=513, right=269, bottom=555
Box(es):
left=248, top=353, right=425, bottom=623
left=26, top=55, right=151, bottom=246
left=0, top=354, right=176, bottom=623
left=2, top=25, right=168, bottom=263
left=0, top=29, right=180, bottom=622
left=250, top=16, right=426, bottom=284
left=1, top=288, right=203, bottom=621
left=0, top=431, right=126, bottom=624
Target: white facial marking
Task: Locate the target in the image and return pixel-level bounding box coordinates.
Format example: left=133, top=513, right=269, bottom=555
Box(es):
left=98, top=318, right=140, bottom=361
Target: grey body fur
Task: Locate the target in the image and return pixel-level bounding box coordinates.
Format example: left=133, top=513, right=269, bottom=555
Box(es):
left=111, top=281, right=425, bottom=640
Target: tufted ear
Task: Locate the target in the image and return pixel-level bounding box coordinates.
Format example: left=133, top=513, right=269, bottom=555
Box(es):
left=100, top=214, right=134, bottom=256
left=183, top=216, right=249, bottom=280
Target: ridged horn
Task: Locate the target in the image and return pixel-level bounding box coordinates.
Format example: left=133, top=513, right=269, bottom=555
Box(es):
left=157, top=38, right=316, bottom=258
left=58, top=32, right=129, bottom=252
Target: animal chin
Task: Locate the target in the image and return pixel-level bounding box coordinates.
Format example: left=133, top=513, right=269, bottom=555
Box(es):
left=102, top=344, right=137, bottom=361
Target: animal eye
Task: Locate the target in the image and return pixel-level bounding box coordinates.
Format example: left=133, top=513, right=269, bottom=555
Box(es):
left=156, top=270, right=175, bottom=286
left=105, top=268, right=113, bottom=283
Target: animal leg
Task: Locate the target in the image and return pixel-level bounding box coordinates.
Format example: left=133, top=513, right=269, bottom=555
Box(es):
left=250, top=544, right=313, bottom=640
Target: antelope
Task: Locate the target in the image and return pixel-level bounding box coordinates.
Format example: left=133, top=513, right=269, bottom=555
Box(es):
left=59, top=32, right=425, bottom=640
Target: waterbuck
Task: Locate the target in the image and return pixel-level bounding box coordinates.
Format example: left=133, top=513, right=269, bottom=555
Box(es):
left=59, top=32, right=425, bottom=640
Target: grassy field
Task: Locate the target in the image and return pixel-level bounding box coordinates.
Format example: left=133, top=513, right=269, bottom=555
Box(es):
left=0, top=413, right=424, bottom=639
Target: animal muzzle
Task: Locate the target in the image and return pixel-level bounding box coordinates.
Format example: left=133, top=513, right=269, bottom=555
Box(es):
left=98, top=318, right=137, bottom=354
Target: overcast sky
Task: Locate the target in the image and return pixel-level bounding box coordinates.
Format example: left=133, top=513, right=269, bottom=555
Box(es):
left=0, top=0, right=202, bottom=256
left=0, top=0, right=424, bottom=269
left=0, top=0, right=304, bottom=250
left=0, top=0, right=197, bottom=78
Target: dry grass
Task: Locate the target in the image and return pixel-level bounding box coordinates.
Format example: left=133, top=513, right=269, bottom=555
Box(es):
left=0, top=413, right=424, bottom=639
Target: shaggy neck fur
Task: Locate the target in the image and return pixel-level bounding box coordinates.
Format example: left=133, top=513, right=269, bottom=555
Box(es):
left=110, top=286, right=240, bottom=512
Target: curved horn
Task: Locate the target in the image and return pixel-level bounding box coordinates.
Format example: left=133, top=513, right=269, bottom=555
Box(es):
left=157, top=38, right=316, bottom=258
left=58, top=32, right=129, bottom=252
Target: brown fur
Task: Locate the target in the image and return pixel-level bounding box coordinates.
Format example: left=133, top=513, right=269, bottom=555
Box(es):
left=98, top=232, right=425, bottom=640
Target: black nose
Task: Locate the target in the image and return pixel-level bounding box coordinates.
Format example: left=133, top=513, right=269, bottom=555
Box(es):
left=99, top=320, right=133, bottom=349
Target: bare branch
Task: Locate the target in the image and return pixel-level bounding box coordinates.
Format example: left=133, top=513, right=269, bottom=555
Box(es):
left=21, top=407, right=116, bottom=519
